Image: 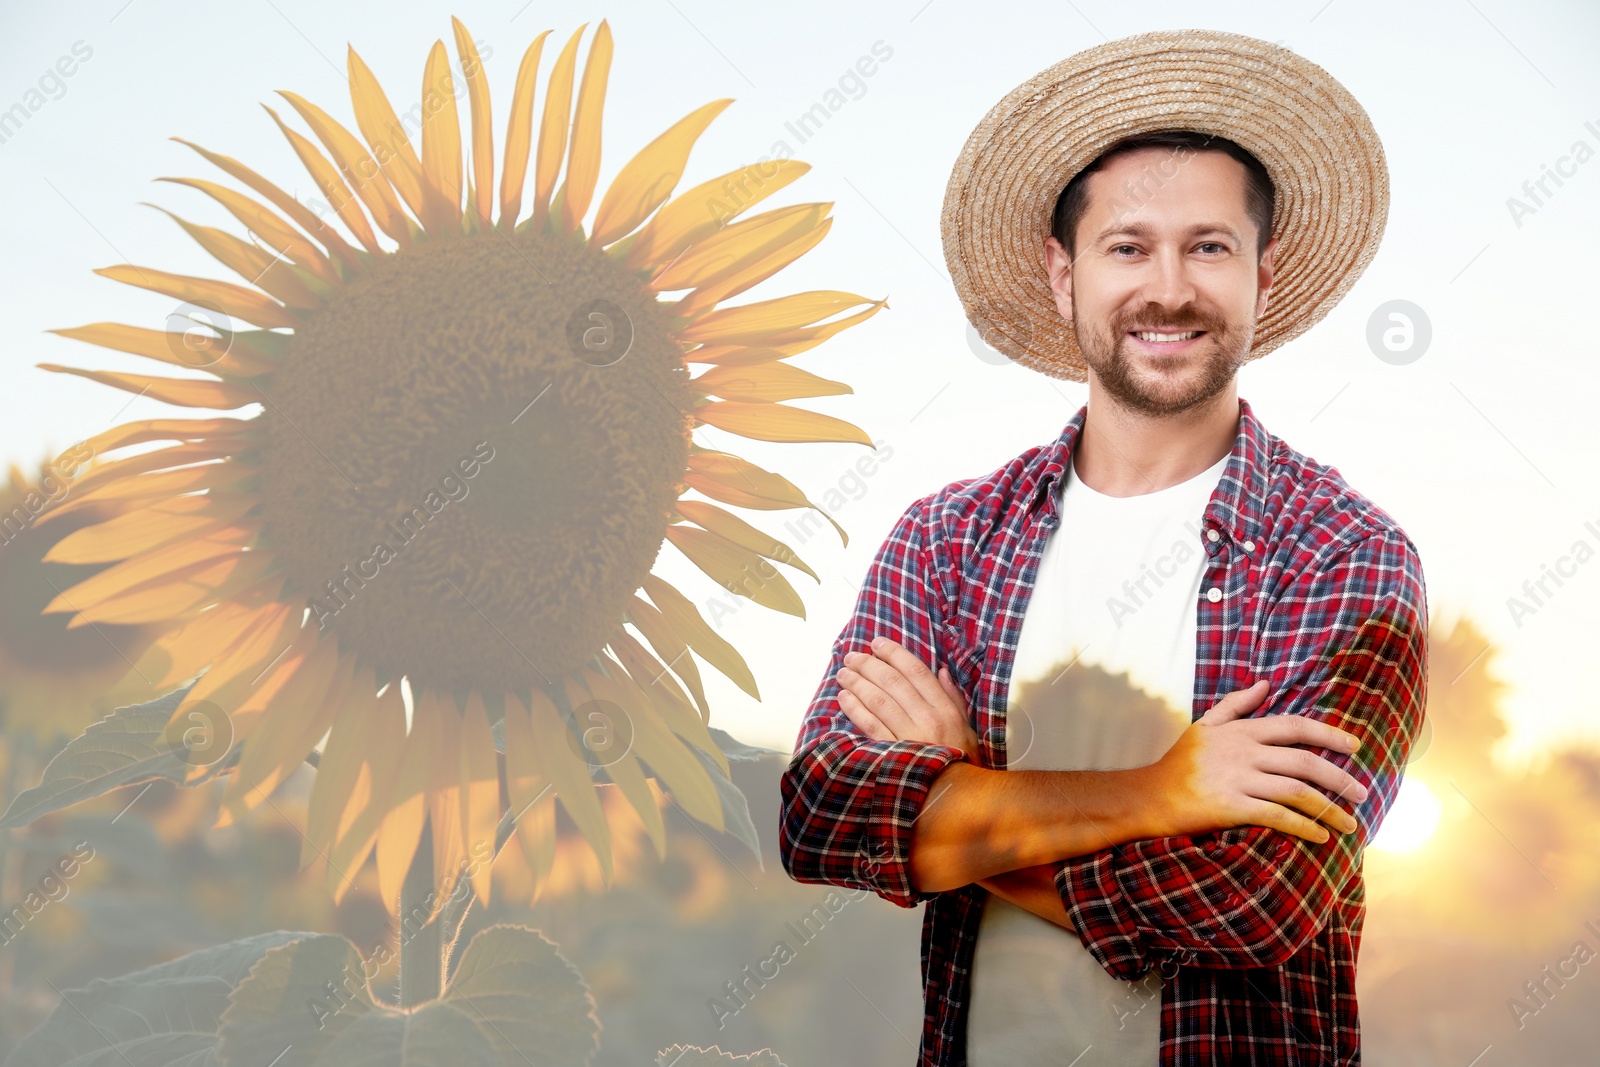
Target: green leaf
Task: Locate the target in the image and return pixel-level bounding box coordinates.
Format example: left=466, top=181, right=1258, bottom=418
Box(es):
left=0, top=684, right=233, bottom=832
left=0, top=931, right=313, bottom=1067
left=653, top=1046, right=787, bottom=1066
left=686, top=737, right=764, bottom=869
left=707, top=726, right=786, bottom=762
left=217, top=925, right=599, bottom=1066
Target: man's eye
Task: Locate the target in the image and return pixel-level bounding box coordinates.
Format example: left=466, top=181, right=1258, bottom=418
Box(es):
left=1111, top=244, right=1139, bottom=256
left=1197, top=242, right=1226, bottom=254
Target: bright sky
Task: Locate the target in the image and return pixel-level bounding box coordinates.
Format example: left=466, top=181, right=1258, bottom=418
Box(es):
left=2, top=0, right=1596, bottom=765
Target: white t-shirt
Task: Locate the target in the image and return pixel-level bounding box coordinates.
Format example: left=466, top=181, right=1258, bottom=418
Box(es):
left=966, top=448, right=1229, bottom=1065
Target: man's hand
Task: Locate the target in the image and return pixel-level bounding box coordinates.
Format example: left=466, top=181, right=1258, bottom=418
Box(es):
left=835, top=636, right=981, bottom=761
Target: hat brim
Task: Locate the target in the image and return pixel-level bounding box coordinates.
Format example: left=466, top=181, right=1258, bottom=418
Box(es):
left=940, top=29, right=1390, bottom=382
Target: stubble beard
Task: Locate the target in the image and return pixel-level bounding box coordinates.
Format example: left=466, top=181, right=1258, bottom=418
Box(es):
left=1071, top=290, right=1256, bottom=418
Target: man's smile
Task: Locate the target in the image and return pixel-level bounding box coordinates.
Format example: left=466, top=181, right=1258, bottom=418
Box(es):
left=1126, top=329, right=1208, bottom=352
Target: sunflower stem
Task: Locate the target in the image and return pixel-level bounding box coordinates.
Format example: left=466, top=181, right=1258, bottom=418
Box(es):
left=398, top=822, right=443, bottom=1007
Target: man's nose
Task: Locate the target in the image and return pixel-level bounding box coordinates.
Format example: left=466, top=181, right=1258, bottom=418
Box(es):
left=1141, top=248, right=1198, bottom=310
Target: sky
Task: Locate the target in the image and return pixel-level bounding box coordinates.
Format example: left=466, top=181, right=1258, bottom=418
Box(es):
left=1, top=0, right=1597, bottom=764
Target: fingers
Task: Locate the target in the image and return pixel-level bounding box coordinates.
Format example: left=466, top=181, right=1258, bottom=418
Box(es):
left=1250, top=774, right=1361, bottom=841
left=836, top=661, right=916, bottom=739
left=1198, top=679, right=1268, bottom=724
left=1250, top=714, right=1362, bottom=757
left=1258, top=746, right=1369, bottom=806
left=837, top=687, right=893, bottom=741
left=862, top=636, right=949, bottom=712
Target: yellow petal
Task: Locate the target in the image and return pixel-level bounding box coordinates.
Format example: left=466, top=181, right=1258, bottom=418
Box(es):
left=144, top=205, right=323, bottom=311
left=62, top=550, right=276, bottom=630
left=171, top=137, right=364, bottom=276
left=652, top=203, right=828, bottom=293
left=640, top=572, right=759, bottom=699
left=302, top=660, right=380, bottom=866
left=605, top=631, right=729, bottom=779
left=73, top=415, right=255, bottom=457
left=375, top=695, right=441, bottom=914
left=690, top=360, right=852, bottom=404
left=672, top=498, right=817, bottom=580
left=695, top=400, right=873, bottom=447
left=457, top=691, right=499, bottom=905
left=675, top=215, right=833, bottom=317
left=262, top=104, right=381, bottom=255
left=622, top=159, right=811, bottom=273
left=45, top=506, right=254, bottom=565
left=418, top=40, right=464, bottom=236
left=522, top=683, right=613, bottom=884
left=502, top=694, right=557, bottom=901
left=558, top=19, right=612, bottom=232
left=496, top=30, right=552, bottom=229
left=33, top=465, right=255, bottom=529
left=48, top=322, right=276, bottom=380
left=677, top=290, right=881, bottom=345
left=153, top=176, right=339, bottom=286
left=425, top=694, right=465, bottom=914
left=346, top=46, right=428, bottom=224
left=591, top=98, right=732, bottom=247
left=44, top=528, right=255, bottom=609
left=90, top=264, right=298, bottom=330
left=624, top=594, right=710, bottom=722
left=531, top=24, right=587, bottom=233
left=327, top=676, right=407, bottom=902
left=569, top=669, right=664, bottom=861
left=448, top=18, right=495, bottom=234
left=37, top=441, right=238, bottom=505
left=277, top=90, right=412, bottom=246
left=124, top=598, right=274, bottom=692
left=599, top=653, right=723, bottom=830
left=666, top=524, right=805, bottom=618
left=37, top=363, right=261, bottom=411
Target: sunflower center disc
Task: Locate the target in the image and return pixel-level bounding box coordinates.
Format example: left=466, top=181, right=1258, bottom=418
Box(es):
left=256, top=227, right=694, bottom=694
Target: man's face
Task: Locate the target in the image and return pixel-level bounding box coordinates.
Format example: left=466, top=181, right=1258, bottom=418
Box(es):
left=1043, top=146, right=1278, bottom=417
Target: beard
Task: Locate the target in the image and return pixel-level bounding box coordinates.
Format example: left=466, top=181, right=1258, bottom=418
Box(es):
left=1071, top=292, right=1255, bottom=418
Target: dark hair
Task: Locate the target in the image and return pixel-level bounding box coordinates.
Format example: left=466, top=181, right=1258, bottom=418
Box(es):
left=1050, top=130, right=1275, bottom=259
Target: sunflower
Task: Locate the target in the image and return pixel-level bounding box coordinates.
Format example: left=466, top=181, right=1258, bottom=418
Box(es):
left=0, top=452, right=168, bottom=743
left=32, top=16, right=878, bottom=920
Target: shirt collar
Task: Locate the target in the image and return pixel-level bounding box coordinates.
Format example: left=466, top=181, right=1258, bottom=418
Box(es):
left=1025, top=396, right=1270, bottom=552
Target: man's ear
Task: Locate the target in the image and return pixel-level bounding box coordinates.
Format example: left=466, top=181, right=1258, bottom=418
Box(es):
left=1043, top=235, right=1075, bottom=323
left=1255, top=235, right=1279, bottom=319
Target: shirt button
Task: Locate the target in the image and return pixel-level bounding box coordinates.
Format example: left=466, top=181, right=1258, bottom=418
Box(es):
left=1206, top=528, right=1220, bottom=543
left=1207, top=587, right=1223, bottom=603
left=1242, top=540, right=1256, bottom=552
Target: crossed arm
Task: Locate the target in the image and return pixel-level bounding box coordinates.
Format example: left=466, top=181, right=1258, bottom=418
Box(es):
left=780, top=501, right=1427, bottom=976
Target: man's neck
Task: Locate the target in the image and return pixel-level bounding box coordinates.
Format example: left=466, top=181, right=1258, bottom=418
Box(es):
left=1072, top=386, right=1240, bottom=498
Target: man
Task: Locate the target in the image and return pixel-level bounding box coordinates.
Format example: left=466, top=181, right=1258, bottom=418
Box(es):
left=778, top=29, right=1428, bottom=1067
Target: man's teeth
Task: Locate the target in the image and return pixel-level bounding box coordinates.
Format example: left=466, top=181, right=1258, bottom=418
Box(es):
left=1133, top=331, right=1201, bottom=342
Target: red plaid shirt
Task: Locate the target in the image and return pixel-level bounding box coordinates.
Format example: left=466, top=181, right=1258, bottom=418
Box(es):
left=779, top=396, right=1429, bottom=1066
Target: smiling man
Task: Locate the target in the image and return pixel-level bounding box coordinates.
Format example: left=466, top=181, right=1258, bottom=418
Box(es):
left=779, top=30, right=1429, bottom=1067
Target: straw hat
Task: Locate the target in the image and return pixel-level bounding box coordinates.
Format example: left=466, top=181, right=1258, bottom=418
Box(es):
left=941, top=29, right=1389, bottom=382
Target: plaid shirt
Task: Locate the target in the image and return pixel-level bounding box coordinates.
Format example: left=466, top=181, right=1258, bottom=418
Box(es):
left=779, top=396, right=1428, bottom=1066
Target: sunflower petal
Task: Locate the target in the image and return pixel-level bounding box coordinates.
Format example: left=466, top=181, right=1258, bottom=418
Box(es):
left=425, top=694, right=466, bottom=913
left=558, top=19, right=612, bottom=233
left=690, top=360, right=852, bottom=404
left=531, top=24, right=587, bottom=233
left=43, top=528, right=256, bottom=610
left=374, top=694, right=439, bottom=913
left=695, top=400, right=873, bottom=447
left=418, top=41, right=465, bottom=236
left=44, top=502, right=255, bottom=564
left=123, top=598, right=274, bottom=692
left=33, top=465, right=256, bottom=528
left=605, top=629, right=729, bottom=778
left=521, top=684, right=612, bottom=884
left=277, top=90, right=412, bottom=246
left=61, top=550, right=276, bottom=630
left=301, top=659, right=378, bottom=867
left=154, top=176, right=340, bottom=286
left=496, top=30, right=552, bottom=229
left=327, top=676, right=407, bottom=902
left=675, top=215, right=833, bottom=317
left=590, top=98, right=732, bottom=247
left=598, top=654, right=723, bottom=830
left=90, top=264, right=298, bottom=330
left=639, top=572, right=759, bottom=700
left=458, top=691, right=499, bottom=905
left=569, top=670, right=664, bottom=861
left=652, top=203, right=828, bottom=293
left=171, top=137, right=364, bottom=276
left=72, top=416, right=253, bottom=457
left=34, top=441, right=238, bottom=506
left=677, top=290, right=881, bottom=344
left=501, top=694, right=557, bottom=901
left=447, top=18, right=495, bottom=234
left=672, top=498, right=817, bottom=580
left=262, top=104, right=382, bottom=255
left=346, top=46, right=428, bottom=224
left=144, top=205, right=324, bottom=311
left=622, top=159, right=811, bottom=274
left=37, top=363, right=261, bottom=411
left=625, top=594, right=710, bottom=722
left=48, top=323, right=277, bottom=380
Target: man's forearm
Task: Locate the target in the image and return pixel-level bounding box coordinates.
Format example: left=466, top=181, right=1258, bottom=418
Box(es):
left=908, top=760, right=1163, bottom=894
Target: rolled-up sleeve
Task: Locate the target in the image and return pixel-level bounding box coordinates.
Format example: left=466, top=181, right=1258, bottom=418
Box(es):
left=779, top=494, right=970, bottom=908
